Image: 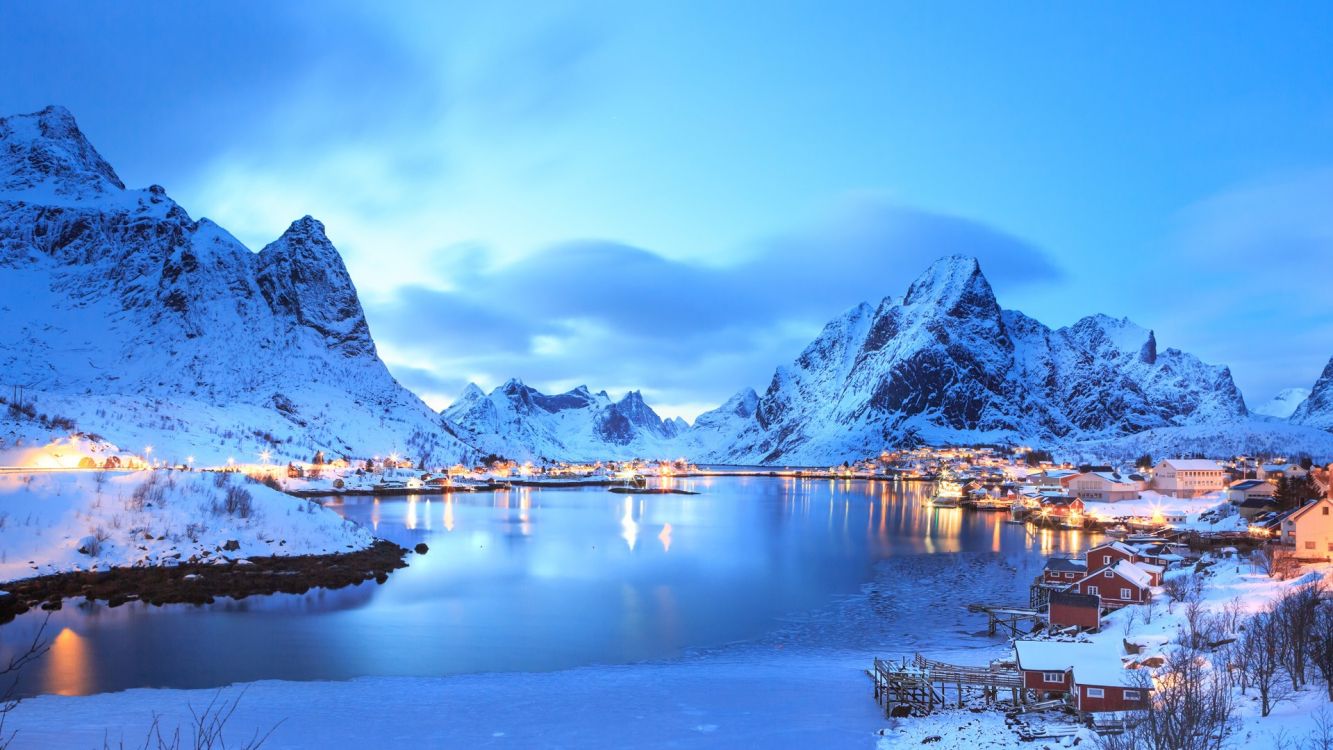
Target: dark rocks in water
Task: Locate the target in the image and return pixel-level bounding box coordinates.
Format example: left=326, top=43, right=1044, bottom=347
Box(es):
left=221, top=539, right=240, bottom=551
left=0, top=540, right=410, bottom=625
left=414, top=543, right=429, bottom=555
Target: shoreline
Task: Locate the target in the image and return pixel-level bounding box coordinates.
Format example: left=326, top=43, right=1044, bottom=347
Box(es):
left=0, top=539, right=410, bottom=625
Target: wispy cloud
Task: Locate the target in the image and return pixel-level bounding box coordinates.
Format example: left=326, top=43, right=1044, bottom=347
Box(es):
left=364, top=199, right=1064, bottom=417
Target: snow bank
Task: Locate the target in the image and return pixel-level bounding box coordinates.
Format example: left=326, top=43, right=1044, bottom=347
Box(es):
left=2, top=653, right=883, bottom=749
left=0, top=470, right=373, bottom=583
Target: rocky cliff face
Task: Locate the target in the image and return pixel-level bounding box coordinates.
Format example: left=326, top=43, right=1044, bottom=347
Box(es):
left=690, top=256, right=1248, bottom=464
left=1290, top=359, right=1333, bottom=431
left=0, top=106, right=473, bottom=465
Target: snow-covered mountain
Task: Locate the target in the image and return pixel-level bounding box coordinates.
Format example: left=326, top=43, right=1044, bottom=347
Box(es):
left=0, top=106, right=474, bottom=466
left=1291, top=358, right=1333, bottom=431
left=441, top=379, right=684, bottom=462
left=690, top=256, right=1249, bottom=464
left=1253, top=387, right=1312, bottom=419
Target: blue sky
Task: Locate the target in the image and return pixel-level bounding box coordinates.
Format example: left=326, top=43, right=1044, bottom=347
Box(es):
left=4, top=1, right=1333, bottom=419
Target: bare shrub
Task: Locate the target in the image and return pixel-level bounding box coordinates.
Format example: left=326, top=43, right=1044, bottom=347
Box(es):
left=211, top=487, right=254, bottom=519
left=100, top=689, right=280, bottom=750
left=128, top=475, right=167, bottom=512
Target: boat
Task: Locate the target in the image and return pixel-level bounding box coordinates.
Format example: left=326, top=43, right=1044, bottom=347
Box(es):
left=972, top=496, right=1014, bottom=512
left=929, top=477, right=964, bottom=508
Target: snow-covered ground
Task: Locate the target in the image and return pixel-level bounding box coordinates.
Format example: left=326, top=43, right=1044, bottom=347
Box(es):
left=1083, top=490, right=1247, bottom=532
left=0, top=470, right=372, bottom=582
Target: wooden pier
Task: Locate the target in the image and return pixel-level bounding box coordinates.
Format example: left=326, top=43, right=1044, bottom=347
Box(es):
left=967, top=602, right=1046, bottom=636
left=871, top=654, right=1027, bottom=717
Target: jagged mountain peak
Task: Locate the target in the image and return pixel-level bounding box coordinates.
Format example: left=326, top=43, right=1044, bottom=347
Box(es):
left=900, top=255, right=997, bottom=318
left=443, top=379, right=679, bottom=460
left=0, top=105, right=124, bottom=197
left=0, top=105, right=475, bottom=465
left=1291, top=357, right=1333, bottom=430
left=691, top=254, right=1248, bottom=464
left=255, top=215, right=373, bottom=358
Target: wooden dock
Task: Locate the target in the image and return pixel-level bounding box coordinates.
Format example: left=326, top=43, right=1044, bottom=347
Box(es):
left=967, top=602, right=1046, bottom=636
left=871, top=654, right=1027, bottom=717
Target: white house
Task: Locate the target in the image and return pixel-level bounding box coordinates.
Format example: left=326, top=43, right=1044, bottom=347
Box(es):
left=1062, top=471, right=1145, bottom=503
left=1151, top=459, right=1225, bottom=498
left=1282, top=497, right=1333, bottom=560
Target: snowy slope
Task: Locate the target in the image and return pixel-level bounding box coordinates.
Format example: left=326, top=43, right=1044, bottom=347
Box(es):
left=1252, top=387, right=1311, bottom=419
left=0, top=471, right=373, bottom=583
left=0, top=106, right=475, bottom=466
left=692, top=256, right=1249, bottom=464
left=441, top=379, right=684, bottom=462
left=1290, top=357, right=1333, bottom=431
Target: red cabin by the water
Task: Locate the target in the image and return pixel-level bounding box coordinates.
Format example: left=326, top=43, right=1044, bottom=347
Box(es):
left=1070, top=560, right=1153, bottom=609
left=1014, top=641, right=1151, bottom=713
left=1041, top=557, right=1087, bottom=586
left=1048, top=590, right=1101, bottom=630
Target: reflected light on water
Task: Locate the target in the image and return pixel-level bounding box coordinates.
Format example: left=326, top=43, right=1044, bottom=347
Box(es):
left=443, top=497, right=455, bottom=532
left=405, top=497, right=418, bottom=530
left=621, top=497, right=639, bottom=551
left=47, top=627, right=91, bottom=696
left=658, top=522, right=672, bottom=553
left=370, top=498, right=380, bottom=532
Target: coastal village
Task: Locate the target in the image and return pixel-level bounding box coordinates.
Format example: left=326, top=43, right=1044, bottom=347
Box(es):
left=8, top=429, right=1333, bottom=746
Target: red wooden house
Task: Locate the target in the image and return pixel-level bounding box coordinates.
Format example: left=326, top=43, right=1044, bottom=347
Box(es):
left=1014, top=640, right=1152, bottom=713
left=1041, top=557, right=1087, bottom=586
left=1085, top=541, right=1140, bottom=571
left=1072, top=660, right=1151, bottom=713
left=1070, top=560, right=1153, bottom=608
left=1048, top=590, right=1101, bottom=630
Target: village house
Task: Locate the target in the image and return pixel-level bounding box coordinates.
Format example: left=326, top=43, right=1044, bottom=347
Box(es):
left=1037, top=494, right=1084, bottom=520
left=1281, top=497, right=1333, bottom=561
left=1047, top=590, right=1101, bottom=631
left=1014, top=640, right=1080, bottom=698
left=1060, top=471, right=1145, bottom=503
left=1260, top=462, right=1309, bottom=482
left=1069, top=560, right=1153, bottom=608
left=1085, top=541, right=1140, bottom=571
left=1071, top=660, right=1151, bottom=713
left=1013, top=641, right=1151, bottom=713
left=1134, top=542, right=1186, bottom=569
left=1227, top=478, right=1277, bottom=508
left=1026, top=469, right=1079, bottom=489
left=1150, top=458, right=1226, bottom=498
left=1041, top=557, right=1087, bottom=586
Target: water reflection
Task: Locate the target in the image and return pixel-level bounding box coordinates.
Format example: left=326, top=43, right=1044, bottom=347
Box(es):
left=0, top=477, right=1092, bottom=697
left=47, top=627, right=91, bottom=696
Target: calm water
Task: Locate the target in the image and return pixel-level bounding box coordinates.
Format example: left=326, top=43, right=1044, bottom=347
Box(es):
left=0, top=476, right=1091, bottom=697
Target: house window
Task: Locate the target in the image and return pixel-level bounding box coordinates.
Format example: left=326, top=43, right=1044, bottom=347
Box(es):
left=1086, top=687, right=1104, bottom=698
left=1123, top=690, right=1142, bottom=701
left=1065, top=572, right=1075, bottom=579
left=1121, top=588, right=1132, bottom=599
left=1324, top=507, right=1329, bottom=516
left=1307, top=541, right=1317, bottom=550
left=1042, top=672, right=1064, bottom=683
left=1103, top=555, right=1112, bottom=565
left=1088, top=585, right=1099, bottom=596
left=1104, top=571, right=1114, bottom=578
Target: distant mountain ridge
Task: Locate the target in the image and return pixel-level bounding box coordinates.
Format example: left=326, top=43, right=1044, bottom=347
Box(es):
left=1253, top=387, right=1312, bottom=420
left=441, top=379, right=684, bottom=462
left=0, top=105, right=474, bottom=465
